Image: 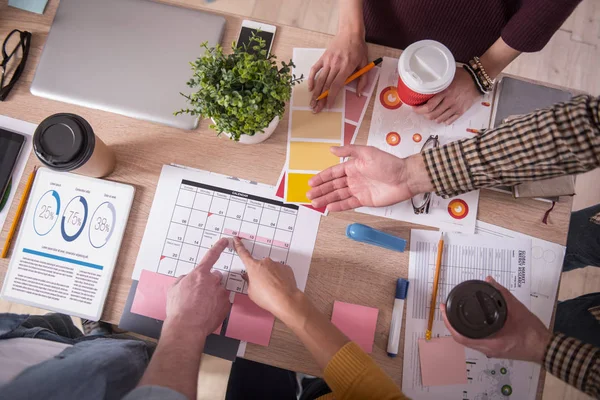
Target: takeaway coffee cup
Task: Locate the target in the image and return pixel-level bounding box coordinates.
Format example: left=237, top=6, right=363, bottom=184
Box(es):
left=445, top=280, right=507, bottom=339
left=33, top=113, right=116, bottom=178
left=397, top=40, right=456, bottom=106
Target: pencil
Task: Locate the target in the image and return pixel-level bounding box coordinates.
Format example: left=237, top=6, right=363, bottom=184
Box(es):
left=316, top=57, right=383, bottom=101
left=425, top=231, right=444, bottom=341
left=1, top=166, right=38, bottom=258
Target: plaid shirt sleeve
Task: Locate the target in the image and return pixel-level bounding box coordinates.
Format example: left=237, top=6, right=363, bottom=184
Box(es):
left=422, top=95, right=600, bottom=198
left=544, top=333, right=600, bottom=398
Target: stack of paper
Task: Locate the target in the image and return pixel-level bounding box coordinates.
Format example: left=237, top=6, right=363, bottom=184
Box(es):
left=403, top=229, right=533, bottom=399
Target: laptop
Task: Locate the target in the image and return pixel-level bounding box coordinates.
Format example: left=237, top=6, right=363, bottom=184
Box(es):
left=30, top=0, right=225, bottom=130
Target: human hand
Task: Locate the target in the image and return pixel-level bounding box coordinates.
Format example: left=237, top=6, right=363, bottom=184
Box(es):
left=441, top=276, right=552, bottom=364
left=413, top=67, right=481, bottom=125
left=165, top=238, right=231, bottom=337
left=306, top=145, right=434, bottom=212
left=309, top=31, right=368, bottom=113
left=233, top=237, right=300, bottom=319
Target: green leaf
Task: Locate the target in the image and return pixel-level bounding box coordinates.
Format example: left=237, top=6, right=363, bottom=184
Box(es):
left=176, top=33, right=301, bottom=140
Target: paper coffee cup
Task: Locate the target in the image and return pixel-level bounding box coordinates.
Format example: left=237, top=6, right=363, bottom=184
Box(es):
left=33, top=113, right=116, bottom=178
left=397, top=40, right=456, bottom=106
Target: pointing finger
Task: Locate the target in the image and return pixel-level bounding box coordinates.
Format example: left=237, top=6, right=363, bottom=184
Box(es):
left=233, top=237, right=254, bottom=265
left=197, top=238, right=228, bottom=272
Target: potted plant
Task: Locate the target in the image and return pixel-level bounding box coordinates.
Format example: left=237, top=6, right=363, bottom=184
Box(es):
left=176, top=35, right=302, bottom=144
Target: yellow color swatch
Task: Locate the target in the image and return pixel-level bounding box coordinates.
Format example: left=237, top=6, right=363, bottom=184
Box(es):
left=291, top=110, right=343, bottom=140
left=289, top=142, right=339, bottom=171
left=286, top=172, right=314, bottom=204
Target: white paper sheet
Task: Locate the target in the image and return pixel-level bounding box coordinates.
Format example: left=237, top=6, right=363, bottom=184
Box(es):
left=0, top=115, right=35, bottom=232
left=474, top=220, right=564, bottom=398
left=402, top=229, right=534, bottom=399
left=132, top=165, right=321, bottom=294
left=358, top=57, right=495, bottom=233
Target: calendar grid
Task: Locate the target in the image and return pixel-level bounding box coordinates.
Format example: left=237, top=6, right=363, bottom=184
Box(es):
left=156, top=180, right=299, bottom=294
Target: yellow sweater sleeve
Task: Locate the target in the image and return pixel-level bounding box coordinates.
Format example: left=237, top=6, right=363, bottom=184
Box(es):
left=321, top=342, right=409, bottom=400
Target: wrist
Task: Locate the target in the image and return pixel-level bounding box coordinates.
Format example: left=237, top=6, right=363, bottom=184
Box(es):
left=531, top=328, right=553, bottom=364
left=275, top=290, right=309, bottom=326
left=405, top=154, right=434, bottom=196
left=163, top=316, right=211, bottom=343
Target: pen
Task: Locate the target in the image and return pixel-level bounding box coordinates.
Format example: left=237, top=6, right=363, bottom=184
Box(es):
left=387, top=278, right=409, bottom=357
left=425, top=231, right=444, bottom=341
left=1, top=166, right=38, bottom=258
left=316, top=57, right=383, bottom=101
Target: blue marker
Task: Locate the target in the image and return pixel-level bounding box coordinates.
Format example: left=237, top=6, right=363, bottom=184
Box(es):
left=345, top=223, right=407, bottom=252
left=387, top=278, right=409, bottom=357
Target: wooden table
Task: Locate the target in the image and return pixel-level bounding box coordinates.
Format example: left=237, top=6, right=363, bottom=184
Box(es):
left=0, top=0, right=572, bottom=393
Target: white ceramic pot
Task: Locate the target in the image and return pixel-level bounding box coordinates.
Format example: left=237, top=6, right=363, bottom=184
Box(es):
left=214, top=116, right=279, bottom=144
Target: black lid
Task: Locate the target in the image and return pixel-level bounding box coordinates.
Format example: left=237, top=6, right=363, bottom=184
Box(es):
left=33, top=113, right=95, bottom=171
left=446, top=280, right=507, bottom=339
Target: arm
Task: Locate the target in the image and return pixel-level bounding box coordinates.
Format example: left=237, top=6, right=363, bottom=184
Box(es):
left=414, top=0, right=580, bottom=125
left=125, top=239, right=231, bottom=400
left=309, top=0, right=367, bottom=113
left=441, top=277, right=600, bottom=399
left=307, top=95, right=600, bottom=211
left=424, top=95, right=600, bottom=198
left=233, top=238, right=407, bottom=400
left=414, top=38, right=521, bottom=125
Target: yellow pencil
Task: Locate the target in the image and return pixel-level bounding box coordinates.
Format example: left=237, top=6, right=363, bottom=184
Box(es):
left=1, top=166, right=38, bottom=258
left=426, top=231, right=444, bottom=341
left=316, top=57, right=383, bottom=101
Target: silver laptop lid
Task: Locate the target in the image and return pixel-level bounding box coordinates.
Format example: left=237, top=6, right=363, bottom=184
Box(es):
left=31, top=0, right=225, bottom=130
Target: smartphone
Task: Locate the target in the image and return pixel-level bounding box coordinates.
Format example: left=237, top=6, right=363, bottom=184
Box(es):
left=0, top=128, right=26, bottom=203
left=237, top=20, right=276, bottom=56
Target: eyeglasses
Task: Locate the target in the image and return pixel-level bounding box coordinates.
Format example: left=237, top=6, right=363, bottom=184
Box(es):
left=411, top=135, right=439, bottom=214
left=1, top=29, right=32, bottom=102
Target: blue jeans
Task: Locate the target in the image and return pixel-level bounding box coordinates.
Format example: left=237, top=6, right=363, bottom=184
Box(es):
left=555, top=204, right=600, bottom=347
left=0, top=313, right=154, bottom=400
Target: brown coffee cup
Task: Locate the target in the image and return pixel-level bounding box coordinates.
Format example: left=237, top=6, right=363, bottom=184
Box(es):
left=33, top=113, right=116, bottom=178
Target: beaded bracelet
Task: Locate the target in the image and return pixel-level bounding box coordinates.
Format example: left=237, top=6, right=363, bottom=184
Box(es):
left=468, top=56, right=495, bottom=92
left=463, top=64, right=486, bottom=94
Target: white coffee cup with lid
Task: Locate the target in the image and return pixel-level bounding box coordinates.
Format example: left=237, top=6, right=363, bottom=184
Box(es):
left=396, top=40, right=456, bottom=106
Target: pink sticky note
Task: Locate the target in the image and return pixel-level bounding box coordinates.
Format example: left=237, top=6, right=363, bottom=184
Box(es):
left=345, top=89, right=368, bottom=123
left=331, top=301, right=378, bottom=353
left=131, top=270, right=177, bottom=321
left=225, top=294, right=275, bottom=346
left=418, top=337, right=468, bottom=387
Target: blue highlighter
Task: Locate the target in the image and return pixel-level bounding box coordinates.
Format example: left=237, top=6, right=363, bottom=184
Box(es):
left=345, top=223, right=407, bottom=252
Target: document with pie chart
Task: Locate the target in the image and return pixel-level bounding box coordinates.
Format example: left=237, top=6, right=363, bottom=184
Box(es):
left=1, top=168, right=134, bottom=321
left=358, top=57, right=494, bottom=233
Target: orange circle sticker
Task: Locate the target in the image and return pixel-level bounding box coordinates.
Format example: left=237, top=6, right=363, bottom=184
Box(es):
left=380, top=86, right=402, bottom=110
left=386, top=132, right=401, bottom=146
left=448, top=199, right=469, bottom=219
left=412, top=133, right=422, bottom=143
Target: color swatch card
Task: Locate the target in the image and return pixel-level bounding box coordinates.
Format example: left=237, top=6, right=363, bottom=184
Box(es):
left=331, top=301, right=379, bottom=353
left=225, top=293, right=275, bottom=346
left=359, top=57, right=494, bottom=233
left=274, top=169, right=328, bottom=216
left=285, top=49, right=380, bottom=205
left=344, top=67, right=380, bottom=145
left=1, top=168, right=135, bottom=321
left=285, top=49, right=345, bottom=204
